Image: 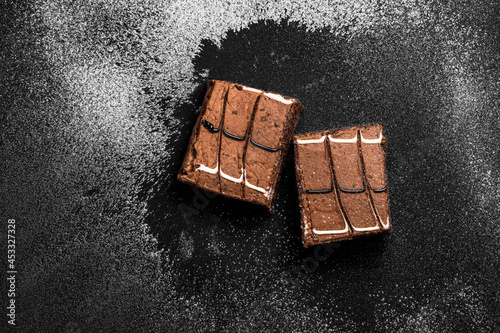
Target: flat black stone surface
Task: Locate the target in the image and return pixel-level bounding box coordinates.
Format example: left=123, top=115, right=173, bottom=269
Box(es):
left=2, top=1, right=499, bottom=332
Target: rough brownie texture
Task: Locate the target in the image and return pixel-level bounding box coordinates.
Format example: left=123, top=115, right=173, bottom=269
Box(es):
left=294, top=123, right=391, bottom=248
left=178, top=79, right=303, bottom=212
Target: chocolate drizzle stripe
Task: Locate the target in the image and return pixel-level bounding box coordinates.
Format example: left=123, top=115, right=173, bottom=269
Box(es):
left=249, top=134, right=280, bottom=152
left=241, top=94, right=262, bottom=196
left=201, top=119, right=221, bottom=133
left=222, top=125, right=247, bottom=141
left=214, top=86, right=230, bottom=191
left=326, top=135, right=354, bottom=234
left=337, top=185, right=366, bottom=193
left=357, top=129, right=387, bottom=229
left=360, top=130, right=387, bottom=192
left=304, top=187, right=333, bottom=194
left=371, top=186, right=387, bottom=193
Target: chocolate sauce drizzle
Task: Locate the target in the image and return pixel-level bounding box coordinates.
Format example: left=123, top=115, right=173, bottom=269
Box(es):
left=222, top=125, right=247, bottom=141
left=201, top=119, right=221, bottom=133
left=357, top=129, right=388, bottom=229
left=338, top=184, right=366, bottom=193
left=304, top=187, right=333, bottom=194
left=249, top=134, right=280, bottom=152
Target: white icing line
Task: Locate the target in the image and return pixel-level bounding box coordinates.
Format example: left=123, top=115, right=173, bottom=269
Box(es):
left=220, top=168, right=244, bottom=183
left=244, top=170, right=268, bottom=194
left=312, top=222, right=349, bottom=235
left=381, top=216, right=390, bottom=229
left=296, top=135, right=326, bottom=144
left=243, top=86, right=262, bottom=93
left=360, top=131, right=383, bottom=144
left=351, top=224, right=380, bottom=232
left=197, top=166, right=271, bottom=198
left=264, top=92, right=293, bottom=104
left=328, top=133, right=358, bottom=143
left=196, top=163, right=218, bottom=174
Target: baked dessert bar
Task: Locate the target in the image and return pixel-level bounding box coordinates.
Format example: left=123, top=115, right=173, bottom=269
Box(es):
left=178, top=79, right=303, bottom=212
left=294, top=123, right=391, bottom=247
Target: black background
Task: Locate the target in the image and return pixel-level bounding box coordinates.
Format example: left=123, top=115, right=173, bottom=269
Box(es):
left=2, top=1, right=499, bottom=332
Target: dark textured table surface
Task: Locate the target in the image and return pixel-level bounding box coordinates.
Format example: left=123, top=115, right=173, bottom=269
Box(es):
left=2, top=1, right=499, bottom=332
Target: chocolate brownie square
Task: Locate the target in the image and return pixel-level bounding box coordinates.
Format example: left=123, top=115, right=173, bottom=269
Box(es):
left=294, top=123, right=391, bottom=247
left=178, top=79, right=303, bottom=212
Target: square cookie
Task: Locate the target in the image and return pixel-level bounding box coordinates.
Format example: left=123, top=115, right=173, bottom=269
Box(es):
left=178, top=79, right=303, bottom=212
left=294, top=123, right=391, bottom=247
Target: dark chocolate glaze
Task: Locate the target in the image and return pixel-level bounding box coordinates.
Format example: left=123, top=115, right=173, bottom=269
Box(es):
left=337, top=183, right=366, bottom=193
left=304, top=187, right=333, bottom=194
left=371, top=186, right=387, bottom=193
left=223, top=125, right=247, bottom=141
left=357, top=129, right=389, bottom=230
left=357, top=128, right=386, bottom=194
left=249, top=134, right=280, bottom=152
left=215, top=87, right=230, bottom=189
left=240, top=95, right=261, bottom=195
left=201, top=119, right=221, bottom=133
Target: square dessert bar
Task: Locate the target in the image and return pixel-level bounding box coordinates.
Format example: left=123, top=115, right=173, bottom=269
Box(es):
left=294, top=123, right=391, bottom=247
left=178, top=79, right=303, bottom=212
